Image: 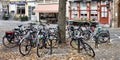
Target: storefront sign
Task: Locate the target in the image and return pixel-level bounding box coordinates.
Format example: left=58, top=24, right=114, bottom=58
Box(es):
left=9, top=1, right=26, bottom=4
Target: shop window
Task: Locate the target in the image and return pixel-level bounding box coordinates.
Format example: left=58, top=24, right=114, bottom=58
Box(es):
left=32, top=7, right=35, bottom=15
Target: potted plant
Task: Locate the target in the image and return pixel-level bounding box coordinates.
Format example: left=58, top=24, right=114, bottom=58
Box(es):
left=2, top=14, right=9, bottom=20
left=20, top=15, right=28, bottom=21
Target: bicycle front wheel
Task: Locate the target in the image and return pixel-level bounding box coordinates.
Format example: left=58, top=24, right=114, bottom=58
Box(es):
left=19, top=39, right=32, bottom=56
left=83, top=43, right=95, bottom=57
left=70, top=39, right=83, bottom=50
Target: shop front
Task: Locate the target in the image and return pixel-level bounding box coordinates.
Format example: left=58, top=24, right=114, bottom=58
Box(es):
left=33, top=4, right=59, bottom=24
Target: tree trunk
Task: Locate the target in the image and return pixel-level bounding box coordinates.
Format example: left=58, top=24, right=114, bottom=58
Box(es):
left=58, top=0, right=66, bottom=43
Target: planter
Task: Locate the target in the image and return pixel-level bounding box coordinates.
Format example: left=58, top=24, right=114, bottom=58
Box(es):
left=20, top=16, right=28, bottom=21
left=3, top=15, right=9, bottom=20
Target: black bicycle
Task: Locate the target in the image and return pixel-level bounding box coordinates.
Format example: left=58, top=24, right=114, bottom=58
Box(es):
left=70, top=26, right=95, bottom=57
left=2, top=25, right=25, bottom=48
left=71, top=37, right=95, bottom=57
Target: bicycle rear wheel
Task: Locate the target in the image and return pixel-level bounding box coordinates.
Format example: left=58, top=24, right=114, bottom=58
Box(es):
left=2, top=36, right=19, bottom=48
left=98, top=32, right=110, bottom=43
left=19, top=39, right=32, bottom=56
left=82, top=43, right=95, bottom=57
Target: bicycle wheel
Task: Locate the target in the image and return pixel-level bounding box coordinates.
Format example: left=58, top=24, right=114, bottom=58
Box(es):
left=37, top=39, right=49, bottom=57
left=2, top=36, right=19, bottom=48
left=98, top=33, right=110, bottom=43
left=45, top=39, right=57, bottom=48
left=82, top=43, right=95, bottom=57
left=19, top=39, right=32, bottom=56
left=83, top=31, right=91, bottom=41
left=70, top=39, right=83, bottom=50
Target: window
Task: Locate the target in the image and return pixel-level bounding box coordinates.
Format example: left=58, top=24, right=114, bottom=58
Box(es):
left=80, top=11, right=87, bottom=18
left=101, top=1, right=106, bottom=5
left=39, top=0, right=44, bottom=3
left=80, top=2, right=86, bottom=10
left=17, top=4, right=25, bottom=14
left=101, top=7, right=107, bottom=17
left=32, top=7, right=35, bottom=15
left=91, top=11, right=97, bottom=19
left=91, top=2, right=97, bottom=10
left=71, top=3, right=77, bottom=10
left=71, top=11, right=78, bottom=18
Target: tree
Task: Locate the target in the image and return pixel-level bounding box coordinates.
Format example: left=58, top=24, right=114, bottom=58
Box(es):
left=58, top=0, right=66, bottom=43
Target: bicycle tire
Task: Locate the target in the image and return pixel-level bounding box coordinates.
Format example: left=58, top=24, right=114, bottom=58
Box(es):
left=46, top=38, right=58, bottom=48
left=37, top=39, right=49, bottom=57
left=37, top=44, right=42, bottom=57
left=83, top=43, right=95, bottom=57
left=19, top=39, right=32, bottom=56
left=98, top=32, right=110, bottom=43
left=70, top=39, right=83, bottom=50
left=2, top=36, right=19, bottom=48
left=83, top=31, right=91, bottom=41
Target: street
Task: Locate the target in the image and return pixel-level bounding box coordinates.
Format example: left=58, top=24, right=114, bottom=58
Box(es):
left=0, top=20, right=120, bottom=60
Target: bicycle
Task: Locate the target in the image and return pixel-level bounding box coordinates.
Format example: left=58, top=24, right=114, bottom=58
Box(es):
left=2, top=25, right=25, bottom=48
left=70, top=27, right=95, bottom=57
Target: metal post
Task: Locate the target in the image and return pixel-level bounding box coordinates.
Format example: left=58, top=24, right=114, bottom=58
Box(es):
left=50, top=39, right=52, bottom=54
left=78, top=39, right=80, bottom=53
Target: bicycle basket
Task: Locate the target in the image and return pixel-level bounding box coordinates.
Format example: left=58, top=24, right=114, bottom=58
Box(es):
left=5, top=31, right=15, bottom=39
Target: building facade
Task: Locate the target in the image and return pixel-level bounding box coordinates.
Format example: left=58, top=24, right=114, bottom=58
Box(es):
left=68, top=0, right=112, bottom=26
left=8, top=0, right=36, bottom=20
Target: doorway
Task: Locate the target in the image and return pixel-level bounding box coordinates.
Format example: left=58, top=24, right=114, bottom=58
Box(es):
left=118, top=2, right=120, bottom=27
left=100, top=5, right=109, bottom=24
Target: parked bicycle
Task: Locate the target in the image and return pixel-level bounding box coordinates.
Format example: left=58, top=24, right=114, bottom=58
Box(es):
left=2, top=25, right=26, bottom=48
left=70, top=26, right=95, bottom=57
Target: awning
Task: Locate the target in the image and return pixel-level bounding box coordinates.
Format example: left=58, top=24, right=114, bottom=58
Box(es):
left=33, top=4, right=59, bottom=13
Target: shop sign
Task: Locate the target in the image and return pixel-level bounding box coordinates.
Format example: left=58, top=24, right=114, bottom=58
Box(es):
left=9, top=1, right=26, bottom=4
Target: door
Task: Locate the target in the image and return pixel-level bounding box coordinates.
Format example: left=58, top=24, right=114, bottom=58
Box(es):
left=100, top=6, right=109, bottom=24
left=118, top=3, right=120, bottom=27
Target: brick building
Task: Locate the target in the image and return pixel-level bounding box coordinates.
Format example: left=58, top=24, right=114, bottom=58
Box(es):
left=68, top=0, right=112, bottom=27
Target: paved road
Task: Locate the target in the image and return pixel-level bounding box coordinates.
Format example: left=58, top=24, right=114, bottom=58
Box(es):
left=0, top=20, right=120, bottom=60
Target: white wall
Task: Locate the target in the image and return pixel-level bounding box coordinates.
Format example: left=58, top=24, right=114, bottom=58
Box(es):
left=0, top=2, right=2, bottom=12
left=28, top=2, right=36, bottom=20
left=66, top=1, right=69, bottom=18
left=9, top=4, right=16, bottom=13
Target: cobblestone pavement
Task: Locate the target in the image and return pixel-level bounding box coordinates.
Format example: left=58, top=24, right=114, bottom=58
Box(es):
left=0, top=20, right=120, bottom=60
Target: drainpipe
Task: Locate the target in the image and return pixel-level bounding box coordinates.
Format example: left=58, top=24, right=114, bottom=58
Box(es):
left=112, top=0, right=115, bottom=28
left=7, top=0, right=9, bottom=16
